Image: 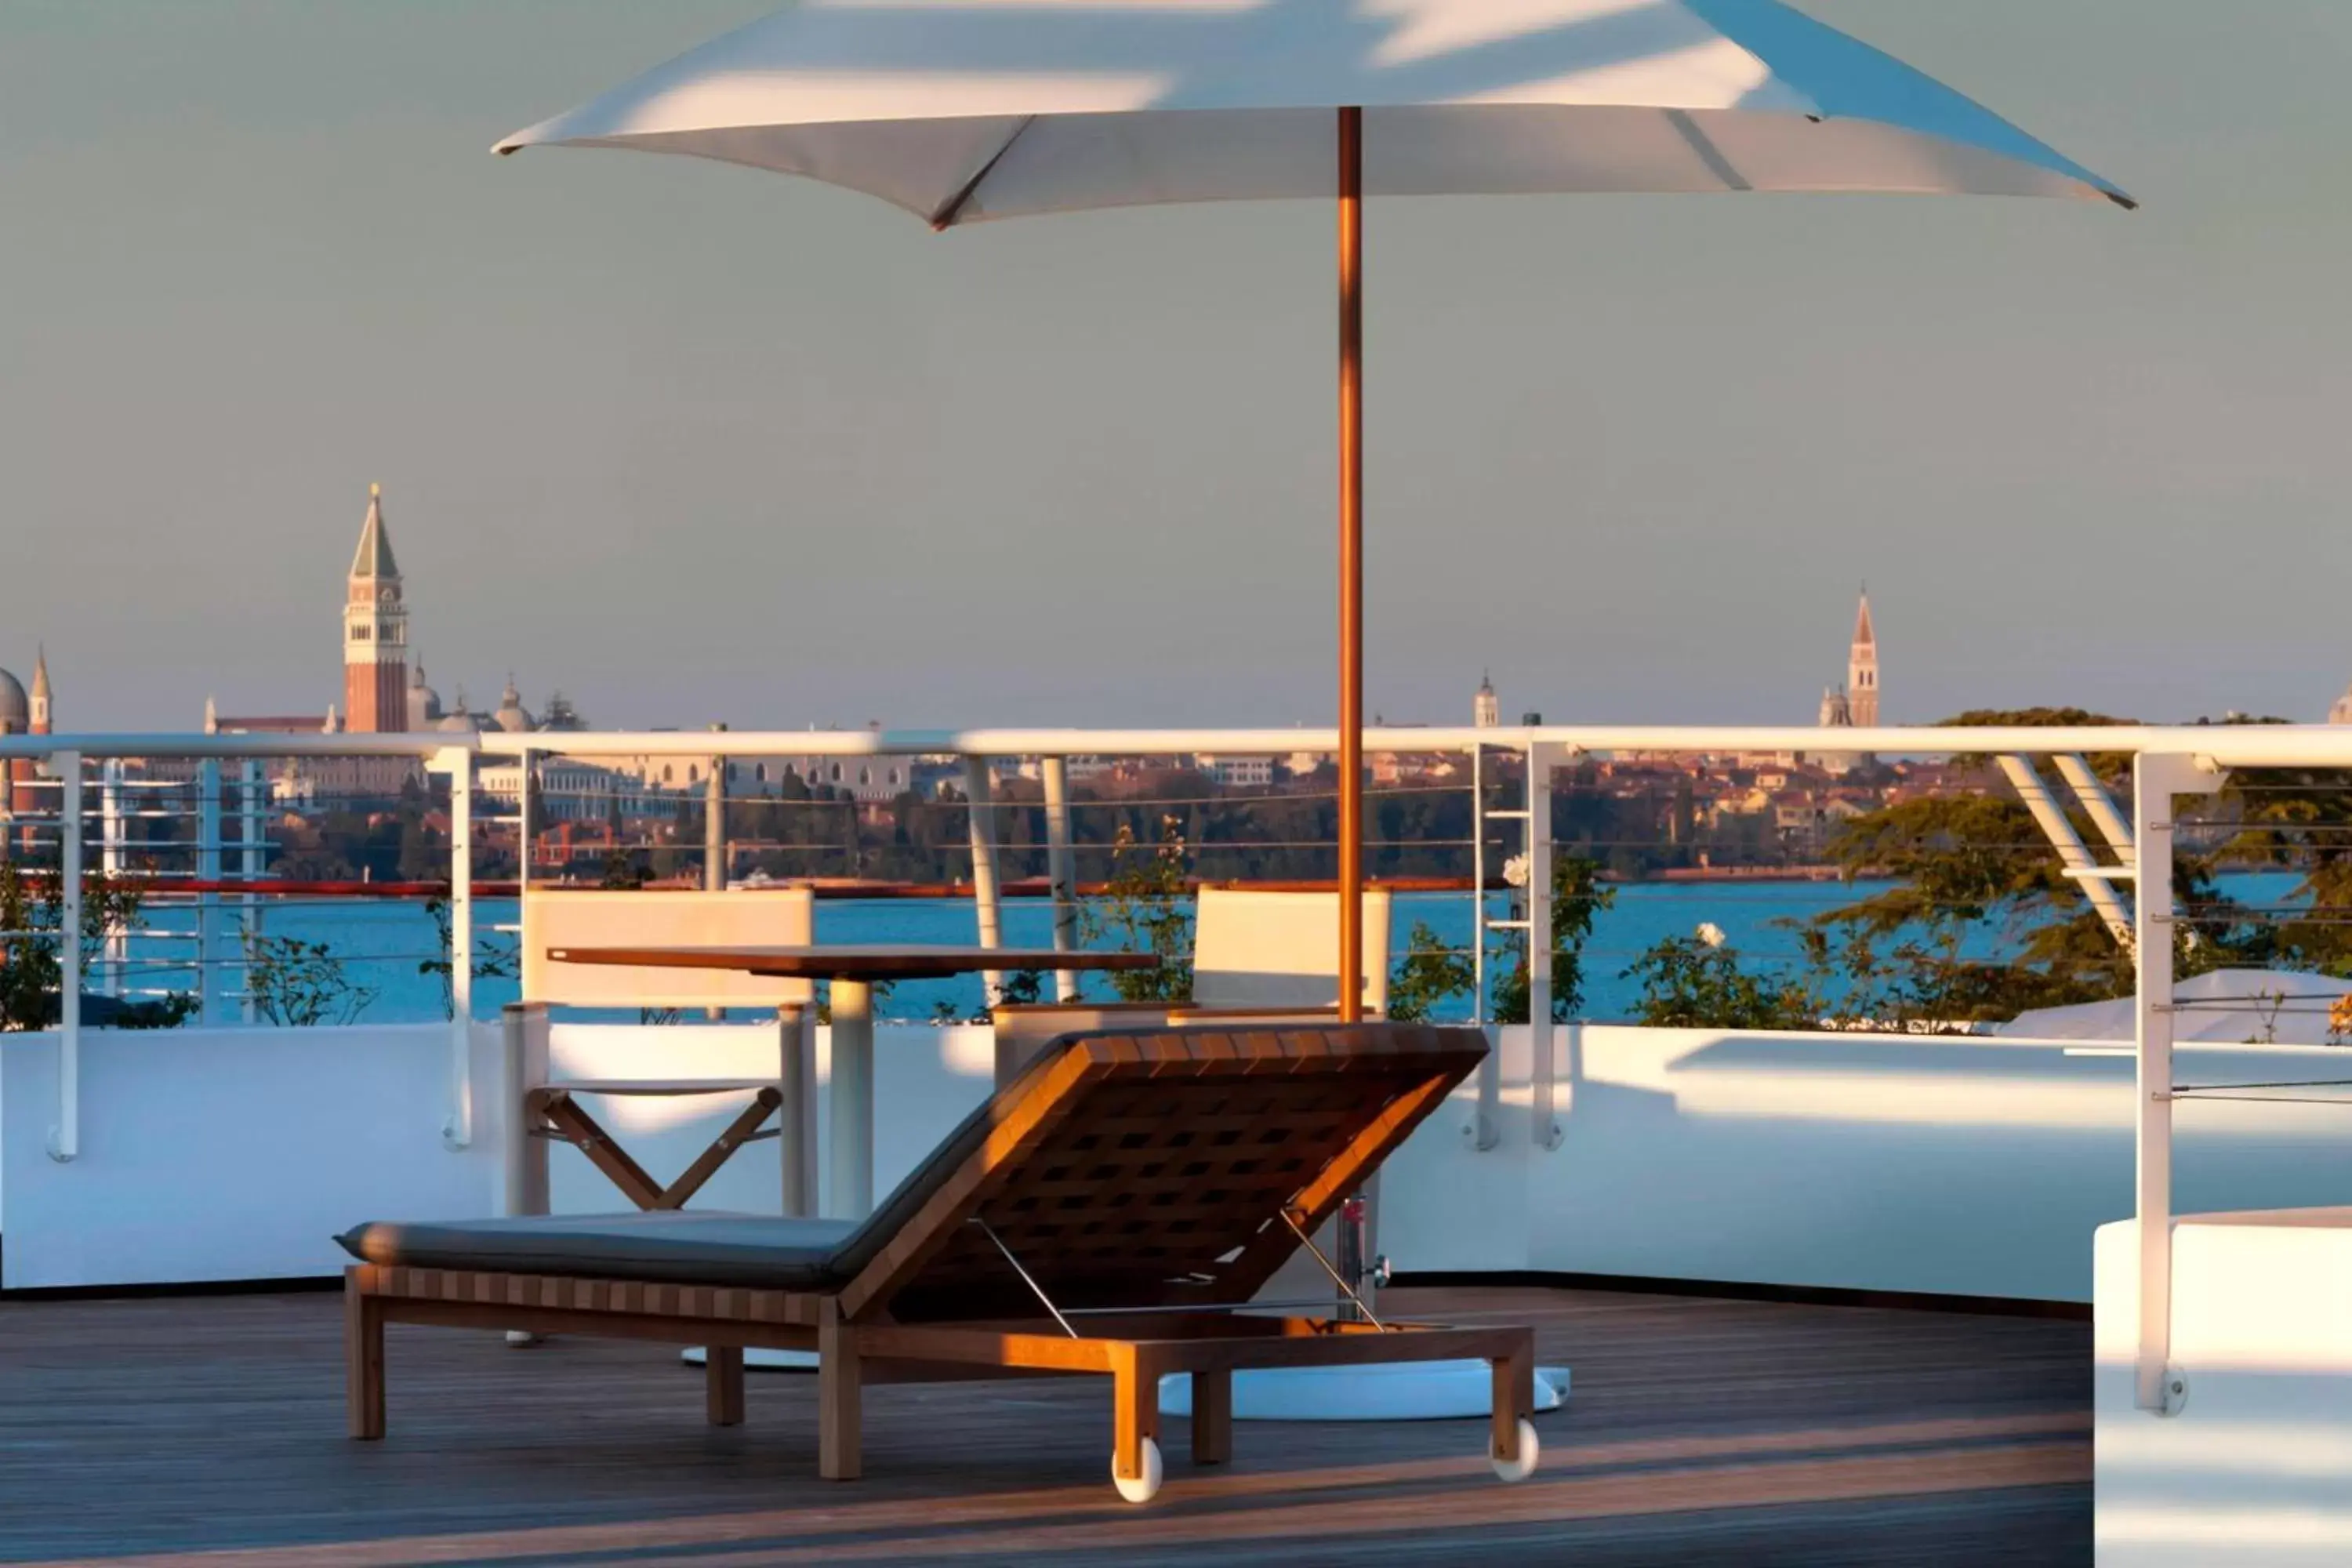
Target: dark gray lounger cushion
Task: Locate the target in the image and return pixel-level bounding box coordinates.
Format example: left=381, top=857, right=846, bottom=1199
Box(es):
left=336, top=1212, right=858, bottom=1290
left=336, top=1031, right=1091, bottom=1289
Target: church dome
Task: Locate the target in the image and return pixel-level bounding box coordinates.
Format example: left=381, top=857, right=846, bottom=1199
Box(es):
left=0, top=668, right=24, bottom=733
left=434, top=694, right=488, bottom=734
left=492, top=677, right=536, bottom=733
left=408, top=662, right=444, bottom=726
left=492, top=677, right=539, bottom=738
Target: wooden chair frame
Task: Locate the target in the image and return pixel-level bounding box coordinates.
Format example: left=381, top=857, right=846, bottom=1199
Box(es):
left=527, top=1085, right=785, bottom=1213
left=346, top=1025, right=1536, bottom=1493
left=503, top=1002, right=819, bottom=1221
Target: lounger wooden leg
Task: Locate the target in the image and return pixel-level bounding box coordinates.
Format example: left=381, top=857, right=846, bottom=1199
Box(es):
left=818, top=1302, right=862, bottom=1481
left=345, top=1273, right=386, bottom=1441
left=706, top=1344, right=746, bottom=1427
left=1491, top=1338, right=1534, bottom=1465
left=1189, top=1368, right=1232, bottom=1465
left=1114, top=1351, right=1160, bottom=1486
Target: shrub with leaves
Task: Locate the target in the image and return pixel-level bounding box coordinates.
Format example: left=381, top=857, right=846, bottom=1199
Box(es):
left=1621, top=931, right=1825, bottom=1031
left=245, top=932, right=378, bottom=1027
left=0, top=862, right=191, bottom=1031
left=1080, top=817, right=1194, bottom=1002
left=419, top=895, right=520, bottom=1022
left=1386, top=920, right=1476, bottom=1023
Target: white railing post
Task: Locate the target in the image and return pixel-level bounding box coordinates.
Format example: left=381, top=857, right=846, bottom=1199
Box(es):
left=238, top=758, right=263, bottom=1025
left=1040, top=755, right=1080, bottom=1002
left=2132, top=753, right=2219, bottom=1414
left=1465, top=742, right=1500, bottom=1150
left=440, top=747, right=476, bottom=1149
left=518, top=745, right=536, bottom=889
left=1471, top=742, right=1486, bottom=1027
left=1527, top=739, right=1562, bottom=1151
left=196, top=758, right=221, bottom=1025
left=99, top=759, right=125, bottom=997
left=961, top=755, right=1005, bottom=1008
left=49, top=750, right=82, bottom=1163
left=501, top=1001, right=550, bottom=1218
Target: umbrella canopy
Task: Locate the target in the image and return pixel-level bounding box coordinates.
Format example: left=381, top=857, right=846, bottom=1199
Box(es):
left=496, top=0, right=2131, bottom=221
left=500, top=0, right=2128, bottom=1022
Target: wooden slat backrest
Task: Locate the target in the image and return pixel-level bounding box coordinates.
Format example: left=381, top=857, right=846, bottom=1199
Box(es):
left=838, top=1023, right=1483, bottom=1322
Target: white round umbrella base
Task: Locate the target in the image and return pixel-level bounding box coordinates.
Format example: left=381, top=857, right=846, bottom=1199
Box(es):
left=1157, top=1360, right=1569, bottom=1422
left=681, top=1347, right=818, bottom=1372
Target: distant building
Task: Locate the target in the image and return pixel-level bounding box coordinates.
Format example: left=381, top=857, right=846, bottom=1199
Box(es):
left=2, top=649, right=53, bottom=850
left=1194, top=753, right=1273, bottom=789
left=2331, top=681, right=2352, bottom=726
left=406, top=662, right=445, bottom=730
left=1474, top=671, right=1501, bottom=729
left=1849, top=590, right=1879, bottom=728
left=201, top=485, right=608, bottom=804
left=1808, top=590, right=1879, bottom=772
left=343, top=485, right=408, bottom=735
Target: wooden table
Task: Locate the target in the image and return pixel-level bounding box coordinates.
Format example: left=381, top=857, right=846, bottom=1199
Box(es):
left=546, top=944, right=1160, bottom=1218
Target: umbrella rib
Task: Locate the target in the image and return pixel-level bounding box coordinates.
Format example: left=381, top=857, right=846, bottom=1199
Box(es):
left=928, top=115, right=1036, bottom=231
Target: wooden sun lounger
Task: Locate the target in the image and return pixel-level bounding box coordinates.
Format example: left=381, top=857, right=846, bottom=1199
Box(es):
left=338, top=1023, right=1538, bottom=1501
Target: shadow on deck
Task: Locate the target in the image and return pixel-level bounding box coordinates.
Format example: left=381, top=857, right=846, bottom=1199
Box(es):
left=0, top=1285, right=2089, bottom=1566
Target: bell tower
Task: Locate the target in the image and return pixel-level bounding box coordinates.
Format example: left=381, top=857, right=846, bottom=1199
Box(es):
left=343, top=484, right=408, bottom=734
left=1847, top=590, right=1878, bottom=729
left=28, top=647, right=50, bottom=735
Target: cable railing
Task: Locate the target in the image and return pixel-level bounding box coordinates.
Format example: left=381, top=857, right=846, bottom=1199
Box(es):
left=7, top=719, right=2352, bottom=1413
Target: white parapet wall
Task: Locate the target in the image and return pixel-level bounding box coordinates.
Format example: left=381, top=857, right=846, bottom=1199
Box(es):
left=1, top=1025, right=503, bottom=1290
left=2093, top=1210, right=2352, bottom=1566
left=1379, top=1026, right=2352, bottom=1301
left=5, top=1020, right=2350, bottom=1297
left=0, top=1021, right=1000, bottom=1291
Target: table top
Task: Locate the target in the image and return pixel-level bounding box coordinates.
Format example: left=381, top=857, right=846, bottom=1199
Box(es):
left=546, top=943, right=1163, bottom=983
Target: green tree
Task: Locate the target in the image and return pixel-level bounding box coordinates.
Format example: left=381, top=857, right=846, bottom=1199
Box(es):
left=0, top=862, right=191, bottom=1031
left=1079, top=817, right=1194, bottom=1002
left=1621, top=931, right=1825, bottom=1030
left=1804, top=707, right=2261, bottom=1027
left=1385, top=920, right=1476, bottom=1023
left=1492, top=856, right=1613, bottom=1024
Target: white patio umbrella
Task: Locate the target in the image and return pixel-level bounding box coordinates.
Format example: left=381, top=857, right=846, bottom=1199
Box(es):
left=499, top=0, right=2129, bottom=1022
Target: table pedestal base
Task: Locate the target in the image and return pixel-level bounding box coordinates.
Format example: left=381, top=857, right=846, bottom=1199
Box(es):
left=1156, top=1359, right=1569, bottom=1421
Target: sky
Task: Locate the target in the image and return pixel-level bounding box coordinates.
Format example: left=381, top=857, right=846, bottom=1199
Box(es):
left=2, top=1, right=2349, bottom=735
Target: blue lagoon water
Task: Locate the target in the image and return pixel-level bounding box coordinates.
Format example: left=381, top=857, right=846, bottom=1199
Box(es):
left=115, top=872, right=2304, bottom=1025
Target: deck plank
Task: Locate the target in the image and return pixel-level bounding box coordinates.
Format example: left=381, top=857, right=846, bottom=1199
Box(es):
left=0, top=1285, right=2089, bottom=1566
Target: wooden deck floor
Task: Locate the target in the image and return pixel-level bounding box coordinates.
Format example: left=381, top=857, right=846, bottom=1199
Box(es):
left=0, top=1284, right=2089, bottom=1566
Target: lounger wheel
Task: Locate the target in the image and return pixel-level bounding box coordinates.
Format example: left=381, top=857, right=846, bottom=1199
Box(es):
left=1112, top=1437, right=1163, bottom=1503
left=1491, top=1418, right=1540, bottom=1483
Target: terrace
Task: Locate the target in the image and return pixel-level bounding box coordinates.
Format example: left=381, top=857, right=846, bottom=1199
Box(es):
left=2, top=721, right=2348, bottom=1563
left=2, top=1286, right=2087, bottom=1565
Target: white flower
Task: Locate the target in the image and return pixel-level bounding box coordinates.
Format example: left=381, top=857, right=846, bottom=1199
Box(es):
left=1696, top=922, right=1728, bottom=949
left=1502, top=853, right=1531, bottom=888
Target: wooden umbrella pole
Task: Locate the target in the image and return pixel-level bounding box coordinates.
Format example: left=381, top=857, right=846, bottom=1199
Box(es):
left=1337, top=105, right=1364, bottom=1025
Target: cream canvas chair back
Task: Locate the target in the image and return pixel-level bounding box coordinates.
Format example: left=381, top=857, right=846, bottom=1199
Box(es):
left=1192, top=887, right=1392, bottom=1014
left=520, top=888, right=816, bottom=1010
